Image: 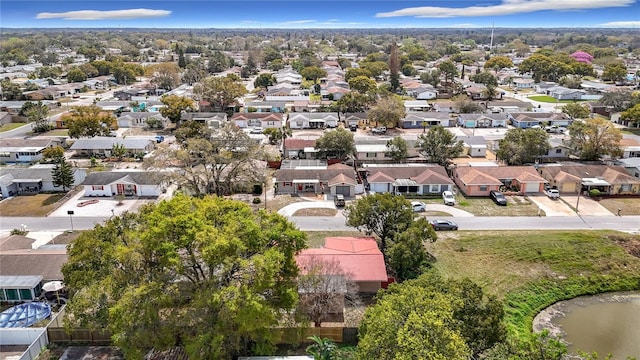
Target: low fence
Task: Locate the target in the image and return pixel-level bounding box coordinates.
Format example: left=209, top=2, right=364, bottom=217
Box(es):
left=0, top=327, right=48, bottom=360
left=18, top=329, right=48, bottom=360
left=47, top=327, right=112, bottom=344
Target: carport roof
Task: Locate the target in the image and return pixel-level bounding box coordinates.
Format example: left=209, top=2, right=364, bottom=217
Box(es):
left=392, top=178, right=418, bottom=186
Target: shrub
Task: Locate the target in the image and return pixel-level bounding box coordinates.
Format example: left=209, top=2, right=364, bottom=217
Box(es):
left=589, top=189, right=601, bottom=197
left=11, top=228, right=28, bottom=236
left=252, top=197, right=261, bottom=204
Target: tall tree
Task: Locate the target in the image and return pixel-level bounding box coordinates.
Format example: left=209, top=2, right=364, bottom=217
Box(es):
left=415, top=126, right=464, bottom=166
left=389, top=42, right=400, bottom=92
left=25, top=101, right=50, bottom=133
left=496, top=128, right=550, bottom=165
left=420, top=69, right=442, bottom=88
left=67, top=67, right=88, bottom=83
left=159, top=95, right=196, bottom=126
left=147, top=63, right=181, bottom=90
left=601, top=61, right=627, bottom=82
left=567, top=118, right=623, bottom=160
left=66, top=105, right=117, bottom=138
left=367, top=95, right=405, bottom=128
left=254, top=73, right=276, bottom=89
left=347, top=75, right=377, bottom=94
left=195, top=76, right=247, bottom=112
left=438, top=60, right=458, bottom=89
left=385, top=136, right=408, bottom=162
left=62, top=195, right=307, bottom=359
left=562, top=102, right=590, bottom=119
left=484, top=56, right=514, bottom=71
left=314, top=127, right=356, bottom=160
left=52, top=158, right=74, bottom=192
left=620, top=103, right=640, bottom=127
left=300, top=66, right=327, bottom=83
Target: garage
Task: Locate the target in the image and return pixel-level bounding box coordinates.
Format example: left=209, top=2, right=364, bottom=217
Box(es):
left=335, top=186, right=350, bottom=195
left=523, top=182, right=540, bottom=193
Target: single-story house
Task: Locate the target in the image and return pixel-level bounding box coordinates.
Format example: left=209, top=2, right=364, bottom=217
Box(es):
left=543, top=138, right=571, bottom=159
left=113, top=89, right=148, bottom=101
left=361, top=164, right=454, bottom=195
left=0, top=138, right=64, bottom=164
left=0, top=165, right=86, bottom=197
left=0, top=235, right=67, bottom=283
left=117, top=112, right=168, bottom=129
left=231, top=113, right=284, bottom=129
left=82, top=78, right=110, bottom=90
left=508, top=112, right=572, bottom=128
left=404, top=100, right=432, bottom=112
left=296, top=237, right=388, bottom=294
left=355, top=144, right=393, bottom=163
left=457, top=136, right=488, bottom=158
left=81, top=170, right=164, bottom=197
left=70, top=137, right=155, bottom=157
left=454, top=166, right=547, bottom=196
left=343, top=112, right=367, bottom=127
left=181, top=112, right=228, bottom=128
left=546, top=86, right=586, bottom=101
left=432, top=101, right=455, bottom=113
left=513, top=78, right=535, bottom=89
left=288, top=112, right=339, bottom=129
left=275, top=163, right=357, bottom=196
left=615, top=157, right=640, bottom=178
left=457, top=113, right=508, bottom=128
left=538, top=164, right=640, bottom=195
left=282, top=138, right=318, bottom=159
left=535, top=82, right=558, bottom=94
left=400, top=112, right=450, bottom=129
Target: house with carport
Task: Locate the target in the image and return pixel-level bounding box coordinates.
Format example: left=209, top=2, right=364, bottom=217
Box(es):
left=537, top=164, right=640, bottom=195
left=282, top=138, right=318, bottom=159
left=81, top=171, right=164, bottom=197
left=0, top=138, right=65, bottom=164
left=70, top=137, right=155, bottom=158
left=288, top=112, right=339, bottom=129
left=400, top=112, right=450, bottom=129
left=0, top=165, right=86, bottom=197
left=508, top=112, right=572, bottom=129
left=454, top=165, right=547, bottom=196
left=361, top=163, right=454, bottom=196
left=457, top=114, right=508, bottom=128
left=275, top=161, right=357, bottom=196
left=231, top=113, right=283, bottom=129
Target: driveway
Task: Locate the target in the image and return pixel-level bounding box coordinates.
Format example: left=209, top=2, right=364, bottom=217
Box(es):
left=423, top=204, right=474, bottom=217
left=562, top=195, right=614, bottom=216
left=528, top=194, right=577, bottom=217
left=278, top=200, right=336, bottom=217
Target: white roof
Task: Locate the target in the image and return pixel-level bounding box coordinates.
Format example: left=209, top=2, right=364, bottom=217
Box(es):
left=356, top=144, right=388, bottom=152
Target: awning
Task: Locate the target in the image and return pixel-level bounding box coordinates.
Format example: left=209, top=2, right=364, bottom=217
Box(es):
left=392, top=179, right=418, bottom=187
left=582, top=178, right=610, bottom=186
left=304, top=147, right=319, bottom=153
left=12, top=178, right=42, bottom=183
left=292, top=179, right=320, bottom=184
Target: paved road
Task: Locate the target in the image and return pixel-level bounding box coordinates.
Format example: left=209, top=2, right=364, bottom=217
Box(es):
left=2, top=214, right=639, bottom=233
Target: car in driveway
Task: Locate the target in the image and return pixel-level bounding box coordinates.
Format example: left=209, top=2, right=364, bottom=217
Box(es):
left=250, top=127, right=264, bottom=134
left=489, top=190, right=507, bottom=206
left=372, top=126, right=387, bottom=135
left=442, top=190, right=456, bottom=206
left=410, top=201, right=427, bottom=212
left=430, top=219, right=458, bottom=231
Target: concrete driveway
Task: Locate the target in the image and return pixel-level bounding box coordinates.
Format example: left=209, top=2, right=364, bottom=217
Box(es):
left=528, top=194, right=577, bottom=217
left=562, top=195, right=614, bottom=216
left=278, top=201, right=336, bottom=217
left=423, top=204, right=474, bottom=217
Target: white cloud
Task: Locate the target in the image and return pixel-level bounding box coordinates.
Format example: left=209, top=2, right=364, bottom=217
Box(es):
left=36, top=8, right=171, bottom=20
left=598, top=20, right=640, bottom=27
left=448, top=23, right=478, bottom=28
left=279, top=20, right=316, bottom=25
left=376, top=0, right=634, bottom=18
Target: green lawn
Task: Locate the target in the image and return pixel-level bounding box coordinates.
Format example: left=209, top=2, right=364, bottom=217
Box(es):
left=0, top=122, right=27, bottom=132
left=528, top=95, right=588, bottom=103
left=429, top=230, right=640, bottom=338
left=420, top=194, right=544, bottom=216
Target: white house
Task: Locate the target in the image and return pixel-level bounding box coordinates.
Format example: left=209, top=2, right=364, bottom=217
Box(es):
left=69, top=137, right=155, bottom=157
left=117, top=112, right=168, bottom=129
left=288, top=112, right=339, bottom=129
left=81, top=171, right=163, bottom=197
left=512, top=78, right=535, bottom=89
left=0, top=165, right=86, bottom=197
left=400, top=112, right=450, bottom=129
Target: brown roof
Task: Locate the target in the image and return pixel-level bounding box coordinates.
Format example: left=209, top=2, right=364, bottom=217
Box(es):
left=455, top=166, right=546, bottom=185
left=366, top=165, right=453, bottom=185
left=276, top=164, right=356, bottom=183
left=0, top=251, right=68, bottom=281
left=230, top=113, right=284, bottom=121
left=0, top=138, right=57, bottom=149
left=284, top=138, right=316, bottom=149
left=328, top=173, right=357, bottom=187
left=0, top=235, right=35, bottom=252
left=542, top=165, right=640, bottom=185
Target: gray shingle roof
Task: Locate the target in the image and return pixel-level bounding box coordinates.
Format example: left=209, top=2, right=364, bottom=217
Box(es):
left=82, top=171, right=162, bottom=186
left=70, top=137, right=153, bottom=151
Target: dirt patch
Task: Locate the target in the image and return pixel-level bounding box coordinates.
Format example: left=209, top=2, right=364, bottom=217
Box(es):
left=598, top=197, right=640, bottom=216
left=51, top=231, right=83, bottom=245
left=607, top=233, right=640, bottom=258
left=293, top=208, right=338, bottom=216
left=0, top=194, right=66, bottom=217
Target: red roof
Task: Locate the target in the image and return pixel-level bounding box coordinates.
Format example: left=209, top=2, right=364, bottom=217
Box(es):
left=296, top=237, right=387, bottom=282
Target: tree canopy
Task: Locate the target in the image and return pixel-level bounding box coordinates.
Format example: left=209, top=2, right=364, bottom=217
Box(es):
left=385, top=136, right=408, bottom=162
left=415, top=126, right=464, bottom=166
left=561, top=102, right=590, bottom=119
left=367, top=95, right=405, bottom=128
left=66, top=105, right=117, bottom=138
left=159, top=95, right=196, bottom=125
left=63, top=195, right=307, bottom=359
left=484, top=56, right=514, bottom=71
left=567, top=118, right=623, bottom=160
left=195, top=76, right=247, bottom=112
left=496, top=128, right=550, bottom=165
left=621, top=103, right=640, bottom=126
left=314, top=127, right=356, bottom=160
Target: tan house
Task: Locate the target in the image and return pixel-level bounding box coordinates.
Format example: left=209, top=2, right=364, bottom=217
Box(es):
left=454, top=166, right=547, bottom=196
left=275, top=162, right=357, bottom=196
left=362, top=164, right=454, bottom=195
left=538, top=164, right=640, bottom=195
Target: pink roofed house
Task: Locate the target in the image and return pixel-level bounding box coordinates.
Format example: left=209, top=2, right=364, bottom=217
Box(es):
left=296, top=237, right=388, bottom=293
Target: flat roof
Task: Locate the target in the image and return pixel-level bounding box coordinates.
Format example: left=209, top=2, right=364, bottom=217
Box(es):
left=0, top=275, right=42, bottom=288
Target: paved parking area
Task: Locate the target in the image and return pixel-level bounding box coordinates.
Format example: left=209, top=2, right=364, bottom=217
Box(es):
left=562, top=195, right=614, bottom=216
left=528, top=194, right=577, bottom=217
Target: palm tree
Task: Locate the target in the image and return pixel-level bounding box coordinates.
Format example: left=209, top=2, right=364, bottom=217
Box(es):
left=306, top=336, right=337, bottom=360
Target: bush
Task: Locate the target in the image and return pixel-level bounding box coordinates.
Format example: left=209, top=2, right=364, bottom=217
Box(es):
left=589, top=189, right=601, bottom=197
left=252, top=197, right=261, bottom=204
left=10, top=228, right=28, bottom=236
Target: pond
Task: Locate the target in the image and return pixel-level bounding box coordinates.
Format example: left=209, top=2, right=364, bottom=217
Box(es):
left=533, top=292, right=640, bottom=359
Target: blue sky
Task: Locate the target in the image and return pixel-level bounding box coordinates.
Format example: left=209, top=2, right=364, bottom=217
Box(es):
left=1, top=0, right=639, bottom=28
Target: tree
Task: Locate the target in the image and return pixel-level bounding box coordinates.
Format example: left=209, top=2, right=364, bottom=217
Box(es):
left=387, top=218, right=435, bottom=281
left=519, top=53, right=553, bottom=82
left=67, top=67, right=88, bottom=83
left=389, top=43, right=400, bottom=92
left=438, top=60, right=458, bottom=89
left=484, top=56, right=514, bottom=71
left=345, top=68, right=372, bottom=82
left=601, top=61, right=627, bottom=82
left=207, top=50, right=230, bottom=73
left=385, top=136, right=408, bottom=162
left=415, top=126, right=464, bottom=166
left=195, top=76, right=247, bottom=112
left=62, top=195, right=307, bottom=359
left=147, top=63, right=181, bottom=90
left=42, top=146, right=65, bottom=163
left=471, top=71, right=498, bottom=87
left=347, top=75, right=377, bottom=94
left=454, top=95, right=485, bottom=113
left=111, top=143, right=127, bottom=161
left=621, top=103, right=640, bottom=127
left=420, top=69, right=442, bottom=87
left=296, top=256, right=360, bottom=327
left=254, top=73, right=276, bottom=89
left=496, top=128, right=550, bottom=165
left=483, top=330, right=567, bottom=360
left=300, top=66, right=327, bottom=83
left=306, top=336, right=338, bottom=360
left=159, top=95, right=195, bottom=126
left=182, top=64, right=207, bottom=86
left=335, top=92, right=372, bottom=114
left=357, top=271, right=505, bottom=359
left=367, top=95, right=405, bottom=128
left=52, top=158, right=74, bottom=192
left=567, top=118, right=623, bottom=160
left=600, top=90, right=635, bottom=112
left=359, top=61, right=388, bottom=79
left=0, top=80, right=22, bottom=100
left=562, top=102, right=590, bottom=119
left=66, top=105, right=117, bottom=138
left=314, top=127, right=355, bottom=160
left=147, top=123, right=265, bottom=196
left=25, top=101, right=50, bottom=133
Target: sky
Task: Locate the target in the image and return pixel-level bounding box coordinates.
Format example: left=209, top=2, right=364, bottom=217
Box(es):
left=1, top=0, right=639, bottom=29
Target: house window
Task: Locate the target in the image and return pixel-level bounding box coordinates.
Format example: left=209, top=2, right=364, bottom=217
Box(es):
left=430, top=184, right=440, bottom=192
left=92, top=185, right=104, bottom=190
left=621, top=184, right=632, bottom=192
left=296, top=121, right=303, bottom=127
left=555, top=149, right=562, bottom=154
left=366, top=152, right=377, bottom=158
left=266, top=121, right=275, bottom=126
left=0, top=152, right=10, bottom=157
left=284, top=182, right=291, bottom=187
left=479, top=185, right=488, bottom=191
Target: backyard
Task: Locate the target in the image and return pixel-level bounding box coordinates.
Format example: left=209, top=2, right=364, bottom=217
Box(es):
left=0, top=194, right=66, bottom=217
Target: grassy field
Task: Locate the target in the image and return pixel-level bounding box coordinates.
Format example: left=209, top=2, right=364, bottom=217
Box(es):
left=293, top=208, right=338, bottom=216
left=421, top=194, right=543, bottom=216
left=0, top=193, right=66, bottom=217
left=598, top=197, right=640, bottom=215
left=0, top=122, right=27, bottom=132
left=429, top=230, right=640, bottom=338
left=528, top=95, right=588, bottom=103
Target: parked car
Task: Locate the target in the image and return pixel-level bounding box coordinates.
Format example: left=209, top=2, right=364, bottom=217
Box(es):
left=489, top=190, right=507, bottom=206
left=545, top=125, right=567, bottom=134
left=372, top=126, right=387, bottom=135
left=334, top=194, right=345, bottom=207
left=155, top=135, right=165, bottom=143
left=410, top=201, right=427, bottom=212
left=545, top=188, right=560, bottom=200
left=442, top=190, right=456, bottom=206
left=349, top=124, right=358, bottom=132
left=430, top=219, right=458, bottom=231
left=250, top=127, right=264, bottom=134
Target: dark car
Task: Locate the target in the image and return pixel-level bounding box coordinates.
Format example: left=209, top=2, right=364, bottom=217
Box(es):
left=349, top=124, right=358, bottom=132
left=489, top=190, right=507, bottom=206
left=429, top=219, right=458, bottom=231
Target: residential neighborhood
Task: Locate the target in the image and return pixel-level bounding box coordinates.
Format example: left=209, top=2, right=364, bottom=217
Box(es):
left=1, top=6, right=640, bottom=359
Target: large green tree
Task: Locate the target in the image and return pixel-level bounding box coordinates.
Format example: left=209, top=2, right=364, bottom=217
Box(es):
left=254, top=73, right=276, bottom=89
left=348, top=75, right=377, bottom=94
left=567, top=118, right=623, bottom=160
left=562, top=102, right=590, bottom=119
left=195, top=75, right=247, bottom=112
left=314, top=127, right=355, bottom=160
left=601, top=61, right=627, bottom=82
left=367, top=95, right=405, bottom=128
left=385, top=136, right=408, bottom=162
left=621, top=103, right=640, bottom=127
left=66, top=105, right=117, bottom=138
left=438, top=60, right=458, bottom=89
left=51, top=158, right=74, bottom=192
left=62, top=195, right=307, bottom=359
left=159, top=95, right=196, bottom=126
left=300, top=66, right=327, bottom=83
left=357, top=271, right=505, bottom=359
left=25, top=101, right=50, bottom=133
left=496, top=128, right=550, bottom=165
left=484, top=56, right=514, bottom=71
left=415, top=126, right=464, bottom=166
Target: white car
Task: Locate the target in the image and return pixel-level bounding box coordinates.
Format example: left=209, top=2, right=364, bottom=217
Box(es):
left=250, top=127, right=264, bottom=134
left=410, top=201, right=427, bottom=212
left=442, top=191, right=456, bottom=206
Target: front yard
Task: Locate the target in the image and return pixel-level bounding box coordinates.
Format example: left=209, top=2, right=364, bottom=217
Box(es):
left=598, top=197, right=640, bottom=216
left=0, top=193, right=66, bottom=217
left=421, top=193, right=544, bottom=216
left=0, top=122, right=27, bottom=132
